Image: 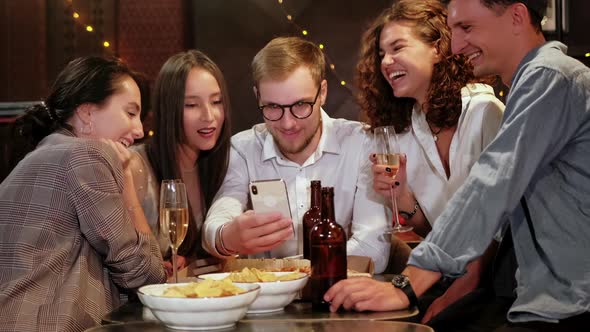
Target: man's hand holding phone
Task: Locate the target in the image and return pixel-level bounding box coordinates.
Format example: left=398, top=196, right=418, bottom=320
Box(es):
left=221, top=210, right=294, bottom=255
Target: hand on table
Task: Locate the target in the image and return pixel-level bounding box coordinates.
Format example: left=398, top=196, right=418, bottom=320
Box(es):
left=222, top=210, right=294, bottom=255
left=323, top=277, right=409, bottom=312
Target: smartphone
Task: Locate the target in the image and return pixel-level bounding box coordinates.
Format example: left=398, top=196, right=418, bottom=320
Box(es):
left=249, top=179, right=292, bottom=219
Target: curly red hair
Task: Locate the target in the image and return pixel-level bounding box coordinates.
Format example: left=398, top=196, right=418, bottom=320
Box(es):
left=357, top=0, right=477, bottom=132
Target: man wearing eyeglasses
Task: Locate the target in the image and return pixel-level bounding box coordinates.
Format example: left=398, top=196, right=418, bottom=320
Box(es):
left=202, top=36, right=390, bottom=273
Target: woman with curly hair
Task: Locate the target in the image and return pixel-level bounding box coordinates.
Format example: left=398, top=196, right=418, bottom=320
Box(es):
left=360, top=0, right=504, bottom=236
left=353, top=0, right=505, bottom=326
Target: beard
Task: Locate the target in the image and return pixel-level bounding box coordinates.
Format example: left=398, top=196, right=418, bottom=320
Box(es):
left=270, top=119, right=322, bottom=156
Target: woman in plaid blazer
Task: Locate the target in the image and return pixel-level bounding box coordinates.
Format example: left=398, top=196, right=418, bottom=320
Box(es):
left=0, top=56, right=166, bottom=331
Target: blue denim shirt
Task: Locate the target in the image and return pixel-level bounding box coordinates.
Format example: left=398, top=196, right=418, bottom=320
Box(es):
left=409, top=41, right=590, bottom=323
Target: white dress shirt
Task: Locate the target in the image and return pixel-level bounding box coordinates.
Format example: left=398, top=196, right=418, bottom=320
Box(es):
left=402, top=84, right=504, bottom=225
left=203, top=110, right=391, bottom=273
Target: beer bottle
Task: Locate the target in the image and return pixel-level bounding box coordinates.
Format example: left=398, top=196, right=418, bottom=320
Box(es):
left=302, top=180, right=321, bottom=260
left=310, top=187, right=347, bottom=311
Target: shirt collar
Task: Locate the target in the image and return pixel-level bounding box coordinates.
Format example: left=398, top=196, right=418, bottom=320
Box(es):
left=261, top=108, right=341, bottom=162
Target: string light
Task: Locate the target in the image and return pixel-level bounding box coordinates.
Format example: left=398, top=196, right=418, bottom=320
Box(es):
left=64, top=1, right=112, bottom=52
left=148, top=130, right=154, bottom=137
left=275, top=1, right=352, bottom=95
left=499, top=91, right=504, bottom=97
left=585, top=52, right=590, bottom=58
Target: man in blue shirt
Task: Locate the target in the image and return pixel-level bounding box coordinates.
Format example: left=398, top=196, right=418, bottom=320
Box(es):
left=325, top=0, right=590, bottom=330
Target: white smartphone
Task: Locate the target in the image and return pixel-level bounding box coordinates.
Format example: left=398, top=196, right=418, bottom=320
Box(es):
left=249, top=179, right=292, bottom=219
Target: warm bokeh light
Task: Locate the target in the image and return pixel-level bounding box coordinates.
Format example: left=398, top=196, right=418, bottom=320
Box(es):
left=319, top=44, right=324, bottom=49
left=287, top=15, right=292, bottom=21
left=302, top=30, right=308, bottom=36
left=103, top=41, right=110, bottom=48
left=148, top=130, right=154, bottom=137
left=586, top=52, right=590, bottom=57
left=330, top=64, right=335, bottom=70
left=73, top=12, right=79, bottom=19
left=86, top=25, right=93, bottom=32
left=340, top=81, right=346, bottom=86
left=499, top=91, right=504, bottom=97
left=278, top=0, right=283, bottom=3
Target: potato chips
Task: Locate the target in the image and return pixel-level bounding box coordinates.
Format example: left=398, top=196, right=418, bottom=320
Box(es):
left=226, top=267, right=303, bottom=282
left=162, top=279, right=246, bottom=298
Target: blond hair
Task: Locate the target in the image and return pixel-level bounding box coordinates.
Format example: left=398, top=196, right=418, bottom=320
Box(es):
left=252, top=36, right=325, bottom=87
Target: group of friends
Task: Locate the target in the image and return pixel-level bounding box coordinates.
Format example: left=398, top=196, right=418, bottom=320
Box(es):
left=0, top=0, right=588, bottom=331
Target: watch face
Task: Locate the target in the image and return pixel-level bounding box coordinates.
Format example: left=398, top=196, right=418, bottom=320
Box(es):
left=392, top=274, right=409, bottom=288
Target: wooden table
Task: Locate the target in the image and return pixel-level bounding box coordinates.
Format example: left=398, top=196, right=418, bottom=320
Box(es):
left=89, top=320, right=434, bottom=332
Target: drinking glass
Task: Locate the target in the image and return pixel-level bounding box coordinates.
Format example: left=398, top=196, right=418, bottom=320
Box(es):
left=373, top=126, right=413, bottom=233
left=159, top=179, right=189, bottom=283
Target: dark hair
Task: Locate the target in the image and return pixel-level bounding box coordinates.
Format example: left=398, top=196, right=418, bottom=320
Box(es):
left=358, top=0, right=475, bottom=132
left=440, top=0, right=546, bottom=32
left=12, top=56, right=145, bottom=158
left=147, top=50, right=231, bottom=257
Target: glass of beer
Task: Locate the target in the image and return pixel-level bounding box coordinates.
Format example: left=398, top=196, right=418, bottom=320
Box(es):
left=159, top=179, right=189, bottom=283
left=374, top=126, right=413, bottom=233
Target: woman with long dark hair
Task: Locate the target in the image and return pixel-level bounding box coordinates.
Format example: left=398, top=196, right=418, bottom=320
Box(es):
left=130, top=50, right=231, bottom=275
left=0, top=56, right=165, bottom=331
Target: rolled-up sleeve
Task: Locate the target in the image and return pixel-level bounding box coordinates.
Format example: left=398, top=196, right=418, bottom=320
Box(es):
left=67, top=142, right=165, bottom=288
left=202, top=145, right=250, bottom=257
left=410, top=67, right=581, bottom=278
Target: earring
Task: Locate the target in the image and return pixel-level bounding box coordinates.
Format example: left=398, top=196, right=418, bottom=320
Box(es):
left=81, top=121, right=94, bottom=135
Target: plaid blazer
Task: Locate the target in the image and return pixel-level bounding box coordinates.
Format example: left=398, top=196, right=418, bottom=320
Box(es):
left=0, top=130, right=166, bottom=332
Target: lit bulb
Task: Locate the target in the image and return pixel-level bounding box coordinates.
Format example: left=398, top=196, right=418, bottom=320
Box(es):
left=278, top=0, right=283, bottom=3
left=499, top=90, right=504, bottom=97
left=302, top=30, right=308, bottom=36
left=340, top=81, right=346, bottom=86
left=103, top=41, right=110, bottom=48
left=148, top=130, right=154, bottom=137
left=73, top=12, right=80, bottom=19
left=330, top=64, right=335, bottom=70
left=86, top=25, right=93, bottom=32
left=586, top=52, right=590, bottom=58
left=287, top=15, right=292, bottom=20
left=319, top=44, right=324, bottom=49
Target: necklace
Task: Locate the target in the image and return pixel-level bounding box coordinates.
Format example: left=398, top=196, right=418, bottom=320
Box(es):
left=428, top=123, right=443, bottom=142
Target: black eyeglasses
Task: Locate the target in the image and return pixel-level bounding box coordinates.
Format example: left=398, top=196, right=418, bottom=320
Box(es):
left=258, top=85, right=321, bottom=121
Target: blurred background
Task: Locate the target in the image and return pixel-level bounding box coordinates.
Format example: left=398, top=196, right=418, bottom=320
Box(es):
left=0, top=0, right=588, bottom=181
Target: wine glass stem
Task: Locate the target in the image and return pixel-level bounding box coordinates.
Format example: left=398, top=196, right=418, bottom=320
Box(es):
left=390, top=187, right=400, bottom=230
left=172, top=249, right=178, bottom=283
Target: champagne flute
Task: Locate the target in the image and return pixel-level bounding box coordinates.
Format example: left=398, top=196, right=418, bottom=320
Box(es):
left=159, top=179, right=189, bottom=283
left=373, top=126, right=413, bottom=234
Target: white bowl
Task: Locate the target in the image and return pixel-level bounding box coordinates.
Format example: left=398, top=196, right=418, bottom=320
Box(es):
left=199, top=271, right=309, bottom=314
left=137, top=282, right=260, bottom=330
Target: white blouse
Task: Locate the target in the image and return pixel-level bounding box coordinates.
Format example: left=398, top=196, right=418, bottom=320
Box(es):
left=401, top=84, right=505, bottom=225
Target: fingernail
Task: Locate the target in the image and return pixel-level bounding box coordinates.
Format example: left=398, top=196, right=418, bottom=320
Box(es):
left=395, top=181, right=400, bottom=186
left=386, top=167, right=392, bottom=173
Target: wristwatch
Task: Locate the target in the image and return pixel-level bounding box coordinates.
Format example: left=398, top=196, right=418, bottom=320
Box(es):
left=399, top=199, right=420, bottom=220
left=391, top=274, right=418, bottom=308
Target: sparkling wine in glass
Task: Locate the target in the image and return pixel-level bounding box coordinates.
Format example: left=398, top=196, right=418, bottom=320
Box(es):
left=159, top=179, right=189, bottom=283
left=373, top=126, right=413, bottom=234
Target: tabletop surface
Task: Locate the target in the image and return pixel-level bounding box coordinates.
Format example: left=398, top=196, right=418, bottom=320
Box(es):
left=102, top=300, right=419, bottom=325
left=88, top=320, right=434, bottom=332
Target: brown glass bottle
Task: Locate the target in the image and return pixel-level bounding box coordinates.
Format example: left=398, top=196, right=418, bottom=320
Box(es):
left=302, top=180, right=322, bottom=260
left=309, top=187, right=347, bottom=311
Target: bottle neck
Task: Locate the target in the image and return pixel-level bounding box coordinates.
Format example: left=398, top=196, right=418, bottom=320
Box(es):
left=310, top=183, right=321, bottom=209
left=321, top=188, right=335, bottom=222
